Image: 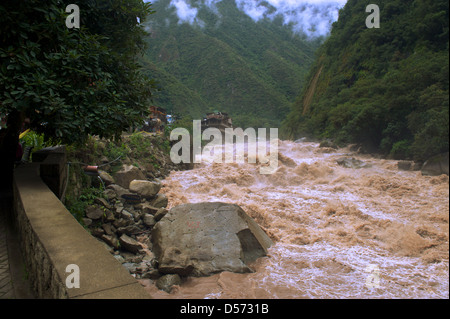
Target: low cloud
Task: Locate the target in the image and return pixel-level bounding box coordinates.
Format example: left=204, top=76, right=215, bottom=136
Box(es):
left=169, top=0, right=200, bottom=24
left=235, top=0, right=347, bottom=37
left=155, top=0, right=347, bottom=37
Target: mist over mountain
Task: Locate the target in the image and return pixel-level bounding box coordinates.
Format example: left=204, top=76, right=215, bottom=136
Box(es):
left=141, top=0, right=329, bottom=127
left=163, top=0, right=347, bottom=38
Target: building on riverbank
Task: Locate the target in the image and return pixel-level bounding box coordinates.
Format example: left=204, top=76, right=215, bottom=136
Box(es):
left=201, top=112, right=233, bottom=134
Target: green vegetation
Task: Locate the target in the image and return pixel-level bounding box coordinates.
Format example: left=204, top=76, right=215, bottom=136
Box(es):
left=64, top=131, right=173, bottom=223
left=282, top=0, right=449, bottom=161
left=0, top=0, right=155, bottom=190
left=141, top=0, right=319, bottom=128
left=19, top=130, right=54, bottom=161
left=65, top=186, right=106, bottom=225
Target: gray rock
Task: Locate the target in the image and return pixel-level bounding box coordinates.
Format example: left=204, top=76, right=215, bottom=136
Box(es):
left=154, top=208, right=168, bottom=221
left=129, top=180, right=161, bottom=198
left=119, top=234, right=142, bottom=254
left=157, top=247, right=194, bottom=276
left=98, top=170, right=115, bottom=186
left=319, top=139, right=338, bottom=149
left=122, top=252, right=143, bottom=263
left=121, top=210, right=134, bottom=220
left=135, top=262, right=151, bottom=274
left=104, top=210, right=115, bottom=222
left=150, top=193, right=168, bottom=208
left=151, top=202, right=273, bottom=277
left=103, top=188, right=117, bottom=201
left=397, top=160, right=413, bottom=171
left=91, top=228, right=105, bottom=237
left=412, top=161, right=423, bottom=171
left=117, top=225, right=142, bottom=236
left=107, top=184, right=130, bottom=199
left=156, top=274, right=181, bottom=293
left=113, top=165, right=146, bottom=189
left=101, top=234, right=119, bottom=250
left=130, top=210, right=142, bottom=222
left=135, top=202, right=160, bottom=215
left=85, top=205, right=104, bottom=220
left=113, top=218, right=132, bottom=228
left=115, top=205, right=124, bottom=216
left=143, top=214, right=156, bottom=227
left=336, top=157, right=371, bottom=169
left=142, top=251, right=155, bottom=262
left=94, top=197, right=112, bottom=210
left=102, top=223, right=114, bottom=235
left=421, top=152, right=449, bottom=176
left=113, top=255, right=125, bottom=264
left=142, top=269, right=161, bottom=280
left=82, top=218, right=92, bottom=227
left=122, top=262, right=137, bottom=274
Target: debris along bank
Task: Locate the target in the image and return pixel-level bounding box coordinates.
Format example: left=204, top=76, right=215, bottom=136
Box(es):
left=63, top=133, right=185, bottom=282
left=63, top=132, right=272, bottom=295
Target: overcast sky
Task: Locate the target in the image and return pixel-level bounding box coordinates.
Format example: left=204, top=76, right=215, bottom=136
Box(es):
left=148, top=0, right=348, bottom=37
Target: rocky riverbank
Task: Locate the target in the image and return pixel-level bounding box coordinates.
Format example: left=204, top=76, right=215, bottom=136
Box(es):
left=65, top=133, right=273, bottom=294
left=64, top=133, right=187, bottom=292
left=82, top=171, right=171, bottom=287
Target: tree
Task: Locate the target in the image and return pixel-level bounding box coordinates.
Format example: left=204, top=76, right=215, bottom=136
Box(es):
left=282, top=0, right=449, bottom=160
left=0, top=0, right=155, bottom=191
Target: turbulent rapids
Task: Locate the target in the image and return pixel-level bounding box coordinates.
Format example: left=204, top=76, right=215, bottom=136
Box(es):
left=139, top=139, right=449, bottom=299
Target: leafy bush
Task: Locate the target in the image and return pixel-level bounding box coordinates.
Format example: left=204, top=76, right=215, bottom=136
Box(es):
left=129, top=132, right=152, bottom=157
left=19, top=130, right=54, bottom=161
left=390, top=140, right=412, bottom=159
left=65, top=186, right=106, bottom=225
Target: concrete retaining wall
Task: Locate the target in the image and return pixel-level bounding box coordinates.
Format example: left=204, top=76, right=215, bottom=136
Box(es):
left=13, top=163, right=150, bottom=299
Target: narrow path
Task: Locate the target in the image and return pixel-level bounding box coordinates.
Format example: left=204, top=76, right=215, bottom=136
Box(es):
left=0, top=192, right=35, bottom=299
left=0, top=210, right=14, bottom=299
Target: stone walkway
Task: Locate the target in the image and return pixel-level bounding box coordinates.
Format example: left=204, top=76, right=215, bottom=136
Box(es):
left=0, top=210, right=15, bottom=299
left=0, top=193, right=35, bottom=299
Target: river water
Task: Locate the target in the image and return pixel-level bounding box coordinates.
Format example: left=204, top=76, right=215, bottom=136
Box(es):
left=139, top=139, right=449, bottom=299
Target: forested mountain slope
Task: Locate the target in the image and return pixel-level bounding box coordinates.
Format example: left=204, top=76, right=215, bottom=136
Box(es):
left=282, top=0, right=449, bottom=161
left=141, top=0, right=320, bottom=127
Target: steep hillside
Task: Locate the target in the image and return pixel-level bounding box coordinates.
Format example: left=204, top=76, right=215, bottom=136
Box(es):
left=282, top=0, right=449, bottom=161
left=142, top=0, right=319, bottom=127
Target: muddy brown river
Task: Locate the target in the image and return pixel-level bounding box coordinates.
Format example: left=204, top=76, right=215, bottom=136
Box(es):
left=139, top=140, right=449, bottom=299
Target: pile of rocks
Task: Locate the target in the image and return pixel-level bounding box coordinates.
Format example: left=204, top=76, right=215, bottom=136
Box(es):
left=81, top=165, right=274, bottom=294
left=82, top=164, right=170, bottom=282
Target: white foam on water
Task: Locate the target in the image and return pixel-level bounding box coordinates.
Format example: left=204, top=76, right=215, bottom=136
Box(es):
left=155, top=140, right=449, bottom=299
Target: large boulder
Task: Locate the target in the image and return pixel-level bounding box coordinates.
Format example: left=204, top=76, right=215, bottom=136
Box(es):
left=129, top=180, right=161, bottom=198
left=151, top=202, right=273, bottom=277
left=113, top=165, right=145, bottom=189
left=421, top=152, right=449, bottom=176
